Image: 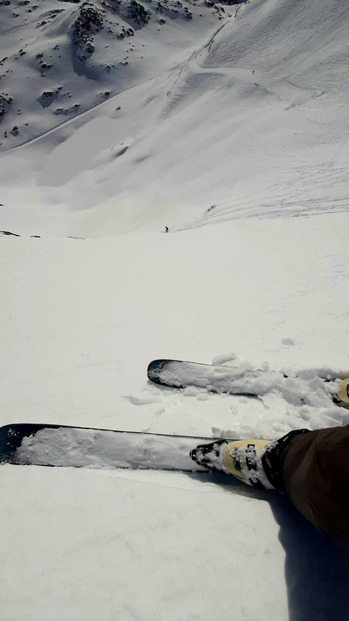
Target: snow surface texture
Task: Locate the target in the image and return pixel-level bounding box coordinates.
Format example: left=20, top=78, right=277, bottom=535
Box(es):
left=1, top=0, right=349, bottom=619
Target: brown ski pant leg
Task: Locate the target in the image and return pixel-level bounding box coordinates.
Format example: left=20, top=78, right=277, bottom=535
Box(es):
left=281, top=425, right=349, bottom=547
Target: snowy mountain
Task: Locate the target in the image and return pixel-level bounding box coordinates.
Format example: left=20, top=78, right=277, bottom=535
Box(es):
left=1, top=0, right=349, bottom=619
left=0, top=0, right=232, bottom=150
left=1, top=0, right=348, bottom=235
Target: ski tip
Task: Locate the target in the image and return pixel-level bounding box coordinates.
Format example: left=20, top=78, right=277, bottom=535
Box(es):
left=0, top=423, right=58, bottom=463
left=147, top=359, right=172, bottom=383
left=0, top=423, right=34, bottom=463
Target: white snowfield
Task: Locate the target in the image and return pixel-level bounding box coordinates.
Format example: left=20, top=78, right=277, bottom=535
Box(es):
left=1, top=0, right=349, bottom=619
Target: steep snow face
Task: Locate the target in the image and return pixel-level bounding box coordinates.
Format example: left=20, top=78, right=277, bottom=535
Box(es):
left=202, top=0, right=349, bottom=93
left=0, top=0, right=230, bottom=149
left=0, top=0, right=348, bottom=236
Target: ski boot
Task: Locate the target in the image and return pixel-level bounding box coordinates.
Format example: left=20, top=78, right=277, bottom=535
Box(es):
left=190, top=438, right=275, bottom=490
left=334, top=379, right=349, bottom=408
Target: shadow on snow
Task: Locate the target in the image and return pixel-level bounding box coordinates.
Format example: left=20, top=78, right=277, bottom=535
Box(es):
left=190, top=473, right=349, bottom=620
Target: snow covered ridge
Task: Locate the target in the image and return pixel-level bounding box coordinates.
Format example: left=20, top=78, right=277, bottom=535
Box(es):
left=0, top=0, right=232, bottom=149
left=0, top=0, right=348, bottom=233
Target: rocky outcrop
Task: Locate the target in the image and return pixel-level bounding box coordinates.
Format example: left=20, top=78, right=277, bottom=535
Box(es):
left=0, top=95, right=12, bottom=123
left=72, top=3, right=104, bottom=60
left=128, top=0, right=151, bottom=26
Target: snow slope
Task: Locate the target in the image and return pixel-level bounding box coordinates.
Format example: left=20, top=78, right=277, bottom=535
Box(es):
left=1, top=0, right=348, bottom=235
left=1, top=0, right=349, bottom=619
left=0, top=0, right=229, bottom=149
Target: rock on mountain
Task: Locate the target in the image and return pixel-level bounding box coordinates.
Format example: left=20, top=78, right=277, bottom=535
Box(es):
left=0, top=0, right=235, bottom=149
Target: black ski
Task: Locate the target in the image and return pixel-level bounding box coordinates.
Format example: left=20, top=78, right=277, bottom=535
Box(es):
left=0, top=423, right=236, bottom=471
left=147, top=359, right=349, bottom=407
left=147, top=359, right=260, bottom=395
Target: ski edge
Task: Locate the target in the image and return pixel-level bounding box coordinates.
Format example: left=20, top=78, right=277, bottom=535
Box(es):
left=0, top=422, right=232, bottom=442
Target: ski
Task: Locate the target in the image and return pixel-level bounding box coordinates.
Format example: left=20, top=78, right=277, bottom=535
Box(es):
left=147, top=359, right=349, bottom=407
left=0, top=423, right=237, bottom=472
left=147, top=359, right=262, bottom=394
